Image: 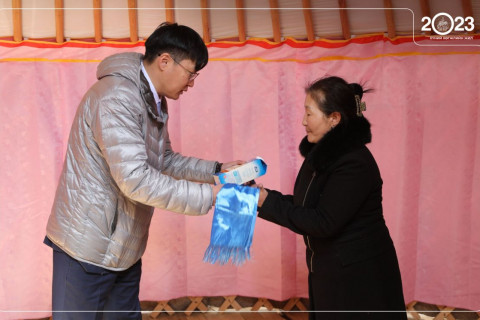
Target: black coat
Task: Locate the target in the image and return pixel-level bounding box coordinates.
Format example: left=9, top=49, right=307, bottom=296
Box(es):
left=258, top=117, right=406, bottom=320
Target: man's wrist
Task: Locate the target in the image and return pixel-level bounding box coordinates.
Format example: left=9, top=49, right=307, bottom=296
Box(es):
left=214, top=162, right=223, bottom=173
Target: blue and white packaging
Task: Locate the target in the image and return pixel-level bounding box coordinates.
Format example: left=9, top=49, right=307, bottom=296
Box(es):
left=214, top=157, right=267, bottom=185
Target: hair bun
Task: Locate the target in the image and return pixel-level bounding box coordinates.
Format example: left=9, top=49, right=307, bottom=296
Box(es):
left=349, top=83, right=364, bottom=99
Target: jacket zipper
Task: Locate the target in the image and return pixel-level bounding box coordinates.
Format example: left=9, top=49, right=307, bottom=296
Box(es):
left=303, top=171, right=316, bottom=273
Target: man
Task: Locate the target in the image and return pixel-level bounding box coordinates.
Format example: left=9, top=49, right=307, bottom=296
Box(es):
left=44, top=22, right=240, bottom=319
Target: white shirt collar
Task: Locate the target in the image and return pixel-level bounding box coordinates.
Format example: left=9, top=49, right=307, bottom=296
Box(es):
left=141, top=61, right=162, bottom=113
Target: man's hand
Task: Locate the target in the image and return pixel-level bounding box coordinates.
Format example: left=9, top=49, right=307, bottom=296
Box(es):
left=221, top=160, right=246, bottom=171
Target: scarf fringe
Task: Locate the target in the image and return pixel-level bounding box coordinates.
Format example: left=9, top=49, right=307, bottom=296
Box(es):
left=203, top=245, right=251, bottom=266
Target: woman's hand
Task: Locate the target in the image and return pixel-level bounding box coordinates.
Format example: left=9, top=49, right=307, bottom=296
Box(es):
left=251, top=183, right=268, bottom=207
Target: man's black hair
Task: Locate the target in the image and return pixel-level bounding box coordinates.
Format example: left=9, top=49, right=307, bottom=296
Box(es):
left=144, top=22, right=208, bottom=72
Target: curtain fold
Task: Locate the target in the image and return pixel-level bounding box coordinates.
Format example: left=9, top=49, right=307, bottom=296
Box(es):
left=0, top=37, right=479, bottom=319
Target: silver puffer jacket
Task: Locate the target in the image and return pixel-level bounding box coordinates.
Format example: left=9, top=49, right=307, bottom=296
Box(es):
left=46, top=52, right=216, bottom=271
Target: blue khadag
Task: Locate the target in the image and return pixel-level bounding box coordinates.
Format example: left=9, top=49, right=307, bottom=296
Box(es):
left=203, top=184, right=259, bottom=266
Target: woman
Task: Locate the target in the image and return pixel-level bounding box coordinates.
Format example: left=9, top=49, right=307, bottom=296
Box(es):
left=256, top=76, right=407, bottom=320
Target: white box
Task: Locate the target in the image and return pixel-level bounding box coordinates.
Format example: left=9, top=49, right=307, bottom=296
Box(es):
left=214, top=157, right=267, bottom=185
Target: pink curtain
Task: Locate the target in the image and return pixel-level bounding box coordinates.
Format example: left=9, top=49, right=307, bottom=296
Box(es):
left=0, top=37, right=479, bottom=319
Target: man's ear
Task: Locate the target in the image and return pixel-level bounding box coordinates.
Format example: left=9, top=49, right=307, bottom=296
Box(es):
left=157, top=53, right=171, bottom=71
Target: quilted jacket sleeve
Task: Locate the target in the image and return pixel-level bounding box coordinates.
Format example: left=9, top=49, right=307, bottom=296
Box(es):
left=161, top=126, right=217, bottom=183
left=89, top=83, right=213, bottom=215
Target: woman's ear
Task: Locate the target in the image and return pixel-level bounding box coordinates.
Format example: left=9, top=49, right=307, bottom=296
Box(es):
left=330, top=112, right=341, bottom=127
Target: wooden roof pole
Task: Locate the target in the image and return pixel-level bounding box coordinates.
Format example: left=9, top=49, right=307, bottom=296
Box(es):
left=383, top=0, right=396, bottom=38
left=338, top=0, right=350, bottom=40
left=419, top=0, right=431, bottom=35
left=165, top=0, right=174, bottom=23
left=93, top=0, right=102, bottom=43
left=236, top=0, right=246, bottom=42
left=55, top=0, right=64, bottom=43
left=128, top=0, right=138, bottom=42
left=200, top=0, right=210, bottom=43
left=302, top=0, right=315, bottom=41
left=461, top=0, right=475, bottom=34
left=12, top=0, right=22, bottom=42
left=269, top=0, right=281, bottom=42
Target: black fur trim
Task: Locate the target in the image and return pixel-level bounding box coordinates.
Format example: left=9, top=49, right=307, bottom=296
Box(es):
left=299, top=117, right=372, bottom=172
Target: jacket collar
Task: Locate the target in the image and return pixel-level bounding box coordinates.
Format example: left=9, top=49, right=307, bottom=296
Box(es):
left=140, top=67, right=168, bottom=124
left=299, top=116, right=372, bottom=172
left=97, top=52, right=168, bottom=125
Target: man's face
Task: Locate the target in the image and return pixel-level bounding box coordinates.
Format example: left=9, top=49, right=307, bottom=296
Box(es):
left=160, top=55, right=197, bottom=100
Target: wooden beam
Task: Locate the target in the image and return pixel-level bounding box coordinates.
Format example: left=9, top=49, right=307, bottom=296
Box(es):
left=12, top=0, right=22, bottom=42
left=461, top=0, right=474, bottom=17
left=252, top=298, right=274, bottom=311
left=235, top=0, right=246, bottom=42
left=165, top=0, right=174, bottom=23
left=55, top=0, right=64, bottom=43
left=419, top=0, right=431, bottom=35
left=302, top=0, right=314, bottom=41
left=338, top=0, right=350, bottom=40
left=419, top=0, right=430, bottom=17
left=269, top=0, right=281, bottom=42
left=200, top=0, right=210, bottom=43
left=93, top=0, right=102, bottom=42
left=185, top=297, right=208, bottom=316
left=383, top=0, right=396, bottom=38
left=128, top=0, right=138, bottom=42
left=461, top=0, right=475, bottom=34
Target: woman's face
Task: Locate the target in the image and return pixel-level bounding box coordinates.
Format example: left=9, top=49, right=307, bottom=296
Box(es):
left=302, top=93, right=333, bottom=144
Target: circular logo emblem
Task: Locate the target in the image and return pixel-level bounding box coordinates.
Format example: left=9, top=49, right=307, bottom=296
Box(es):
left=431, top=12, right=454, bottom=35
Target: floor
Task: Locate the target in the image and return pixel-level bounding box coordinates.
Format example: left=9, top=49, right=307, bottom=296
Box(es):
left=24, top=308, right=480, bottom=320
left=143, top=311, right=307, bottom=320
left=31, top=311, right=307, bottom=320
left=24, top=300, right=480, bottom=320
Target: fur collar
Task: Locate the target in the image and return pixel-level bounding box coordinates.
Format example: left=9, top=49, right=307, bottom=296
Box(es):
left=299, top=117, right=372, bottom=172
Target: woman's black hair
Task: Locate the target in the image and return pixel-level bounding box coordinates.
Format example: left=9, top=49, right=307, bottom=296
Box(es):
left=144, top=22, right=208, bottom=71
left=305, top=76, right=372, bottom=126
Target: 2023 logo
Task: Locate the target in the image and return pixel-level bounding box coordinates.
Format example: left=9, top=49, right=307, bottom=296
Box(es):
left=422, top=12, right=474, bottom=36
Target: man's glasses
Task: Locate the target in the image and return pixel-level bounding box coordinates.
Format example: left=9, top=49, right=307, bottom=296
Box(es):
left=172, top=57, right=199, bottom=81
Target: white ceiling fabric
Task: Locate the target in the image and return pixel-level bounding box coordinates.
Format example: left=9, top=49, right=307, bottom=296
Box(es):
left=0, top=0, right=479, bottom=41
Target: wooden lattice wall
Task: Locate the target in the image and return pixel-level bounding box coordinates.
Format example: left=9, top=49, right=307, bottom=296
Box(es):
left=147, top=298, right=480, bottom=319
left=144, top=297, right=480, bottom=319
left=27, top=297, right=480, bottom=319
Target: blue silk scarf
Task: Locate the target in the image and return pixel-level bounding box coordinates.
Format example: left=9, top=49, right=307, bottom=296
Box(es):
left=203, top=184, right=259, bottom=266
